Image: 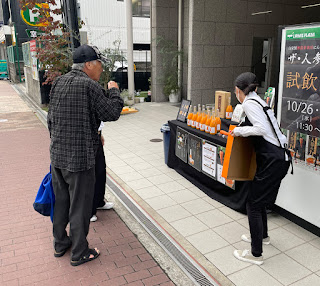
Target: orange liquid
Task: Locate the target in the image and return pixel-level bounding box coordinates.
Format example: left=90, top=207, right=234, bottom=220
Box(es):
left=187, top=111, right=193, bottom=127
left=205, top=113, right=212, bottom=133
left=191, top=112, right=197, bottom=128
left=200, top=113, right=207, bottom=131
left=209, top=116, right=217, bottom=135
left=196, top=113, right=202, bottom=130
left=215, top=115, right=221, bottom=132
left=226, top=105, right=233, bottom=119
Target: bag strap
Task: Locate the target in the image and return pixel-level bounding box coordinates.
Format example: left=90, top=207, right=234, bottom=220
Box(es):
left=247, top=99, right=283, bottom=146
left=247, top=98, right=293, bottom=174
left=49, top=164, right=54, bottom=222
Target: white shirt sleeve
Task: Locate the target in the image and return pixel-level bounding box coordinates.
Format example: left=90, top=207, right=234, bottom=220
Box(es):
left=233, top=99, right=268, bottom=137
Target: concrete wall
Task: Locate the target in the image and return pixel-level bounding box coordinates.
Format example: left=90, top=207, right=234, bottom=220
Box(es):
left=24, top=66, right=41, bottom=105
left=152, top=0, right=320, bottom=104
left=186, top=0, right=289, bottom=106
left=0, top=45, right=6, bottom=60
left=151, top=0, right=178, bottom=102
left=7, top=61, right=24, bottom=83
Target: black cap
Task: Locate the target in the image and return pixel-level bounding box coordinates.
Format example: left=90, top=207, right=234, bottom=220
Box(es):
left=73, top=45, right=108, bottom=64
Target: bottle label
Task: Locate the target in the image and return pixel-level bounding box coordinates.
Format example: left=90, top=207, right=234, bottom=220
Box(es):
left=188, top=119, right=193, bottom=126
left=196, top=122, right=199, bottom=129
left=205, top=125, right=210, bottom=133
left=226, top=112, right=233, bottom=119
left=217, top=124, right=221, bottom=131
left=200, top=124, right=205, bottom=131
left=210, top=127, right=216, bottom=134
left=192, top=121, right=196, bottom=127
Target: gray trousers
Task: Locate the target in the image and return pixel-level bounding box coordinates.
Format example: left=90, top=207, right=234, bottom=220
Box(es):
left=51, top=166, right=95, bottom=260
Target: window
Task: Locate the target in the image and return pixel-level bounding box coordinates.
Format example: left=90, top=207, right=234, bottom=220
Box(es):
left=132, top=0, right=150, bottom=17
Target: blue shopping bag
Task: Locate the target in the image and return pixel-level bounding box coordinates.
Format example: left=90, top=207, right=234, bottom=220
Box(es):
left=33, top=166, right=55, bottom=222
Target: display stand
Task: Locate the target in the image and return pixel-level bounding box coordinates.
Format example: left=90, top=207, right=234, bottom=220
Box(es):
left=167, top=120, right=249, bottom=213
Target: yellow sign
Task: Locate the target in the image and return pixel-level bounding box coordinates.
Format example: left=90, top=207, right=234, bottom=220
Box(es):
left=20, top=3, right=50, bottom=27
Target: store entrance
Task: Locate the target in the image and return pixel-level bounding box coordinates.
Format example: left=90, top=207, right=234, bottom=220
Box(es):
left=251, top=37, right=271, bottom=95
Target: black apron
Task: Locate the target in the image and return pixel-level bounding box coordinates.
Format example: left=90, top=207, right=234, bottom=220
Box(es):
left=240, top=100, right=291, bottom=207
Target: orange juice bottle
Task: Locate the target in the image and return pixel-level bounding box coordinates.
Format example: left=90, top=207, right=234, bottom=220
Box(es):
left=187, top=105, right=193, bottom=127
left=215, top=109, right=221, bottom=132
left=205, top=109, right=212, bottom=133
left=196, top=105, right=202, bottom=130
left=226, top=97, right=233, bottom=119
left=200, top=106, right=207, bottom=131
left=210, top=109, right=217, bottom=135
left=191, top=106, right=197, bottom=128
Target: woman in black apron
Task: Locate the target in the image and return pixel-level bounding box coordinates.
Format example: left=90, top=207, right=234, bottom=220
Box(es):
left=231, top=72, right=291, bottom=265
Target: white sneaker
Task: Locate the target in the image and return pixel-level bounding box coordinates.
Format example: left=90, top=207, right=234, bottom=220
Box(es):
left=233, top=249, right=263, bottom=265
left=97, top=201, right=114, bottom=210
left=90, top=215, right=97, bottom=222
left=241, top=234, right=271, bottom=245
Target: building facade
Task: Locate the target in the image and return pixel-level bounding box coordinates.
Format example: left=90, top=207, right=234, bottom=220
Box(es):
left=151, top=0, right=320, bottom=103
left=78, top=0, right=151, bottom=70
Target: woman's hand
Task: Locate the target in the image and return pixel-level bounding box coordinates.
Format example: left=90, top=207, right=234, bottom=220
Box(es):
left=101, top=135, right=105, bottom=146
left=229, top=130, right=235, bottom=137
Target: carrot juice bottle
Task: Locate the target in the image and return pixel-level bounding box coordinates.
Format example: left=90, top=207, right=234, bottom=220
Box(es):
left=226, top=97, right=233, bottom=120
left=191, top=106, right=197, bottom=128
left=187, top=105, right=193, bottom=127
left=200, top=106, right=207, bottom=131
left=205, top=109, right=212, bottom=133
left=215, top=108, right=221, bottom=132
left=210, top=109, right=217, bottom=135
left=196, top=105, right=201, bottom=130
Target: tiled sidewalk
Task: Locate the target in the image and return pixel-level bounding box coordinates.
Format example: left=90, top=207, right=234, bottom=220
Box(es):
left=103, top=102, right=320, bottom=286
left=0, top=81, right=174, bottom=286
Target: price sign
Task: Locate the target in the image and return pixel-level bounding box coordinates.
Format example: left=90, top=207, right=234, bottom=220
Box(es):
left=177, top=100, right=191, bottom=123
left=278, top=25, right=320, bottom=137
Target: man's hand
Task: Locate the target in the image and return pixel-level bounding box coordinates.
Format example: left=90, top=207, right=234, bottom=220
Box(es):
left=108, top=81, right=119, bottom=90
left=101, top=135, right=105, bottom=146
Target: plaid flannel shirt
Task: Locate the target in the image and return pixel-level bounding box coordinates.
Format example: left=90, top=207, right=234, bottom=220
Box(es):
left=47, top=69, right=124, bottom=172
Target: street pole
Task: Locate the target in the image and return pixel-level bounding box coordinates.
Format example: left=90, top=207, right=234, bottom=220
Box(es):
left=63, top=0, right=80, bottom=50
left=13, top=23, right=21, bottom=82
left=178, top=0, right=182, bottom=101
left=126, top=0, right=135, bottom=98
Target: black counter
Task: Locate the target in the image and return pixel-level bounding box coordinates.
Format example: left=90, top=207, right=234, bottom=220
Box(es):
left=167, top=119, right=248, bottom=213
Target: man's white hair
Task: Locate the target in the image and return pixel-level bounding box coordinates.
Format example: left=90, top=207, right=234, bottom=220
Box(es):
left=72, top=60, right=98, bottom=70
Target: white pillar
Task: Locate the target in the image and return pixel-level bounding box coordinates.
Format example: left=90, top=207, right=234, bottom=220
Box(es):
left=178, top=0, right=182, bottom=101
left=126, top=0, right=135, bottom=98
left=187, top=0, right=193, bottom=101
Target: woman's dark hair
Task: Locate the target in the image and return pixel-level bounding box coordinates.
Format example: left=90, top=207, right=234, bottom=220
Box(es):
left=235, top=72, right=259, bottom=95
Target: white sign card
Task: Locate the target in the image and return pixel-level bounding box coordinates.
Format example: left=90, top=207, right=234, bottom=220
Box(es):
left=231, top=104, right=245, bottom=123
left=202, top=140, right=217, bottom=179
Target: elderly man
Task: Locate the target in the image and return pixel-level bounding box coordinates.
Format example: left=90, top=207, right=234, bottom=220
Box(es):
left=47, top=45, right=123, bottom=266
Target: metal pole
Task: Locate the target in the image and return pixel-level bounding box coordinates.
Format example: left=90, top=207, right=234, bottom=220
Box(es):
left=177, top=0, right=182, bottom=101
left=126, top=0, right=135, bottom=98
left=64, top=0, right=80, bottom=50
left=13, top=23, right=21, bottom=82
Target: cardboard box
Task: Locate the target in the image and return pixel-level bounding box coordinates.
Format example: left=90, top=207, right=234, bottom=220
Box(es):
left=222, top=125, right=257, bottom=181
left=215, top=91, right=231, bottom=118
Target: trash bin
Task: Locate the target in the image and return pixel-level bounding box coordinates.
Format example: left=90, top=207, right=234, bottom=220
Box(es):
left=160, top=123, right=171, bottom=165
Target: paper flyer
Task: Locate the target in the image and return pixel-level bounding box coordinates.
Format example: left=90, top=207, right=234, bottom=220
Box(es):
left=202, top=140, right=217, bottom=179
